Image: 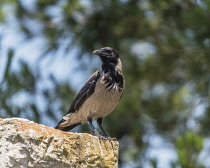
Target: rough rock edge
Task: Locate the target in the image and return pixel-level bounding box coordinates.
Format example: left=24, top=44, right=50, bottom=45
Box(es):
left=0, top=118, right=119, bottom=168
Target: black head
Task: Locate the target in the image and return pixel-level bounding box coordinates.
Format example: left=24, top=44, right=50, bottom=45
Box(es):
left=93, top=47, right=119, bottom=68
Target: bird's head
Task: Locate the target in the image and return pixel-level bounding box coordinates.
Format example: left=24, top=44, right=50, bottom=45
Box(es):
left=93, top=47, right=121, bottom=70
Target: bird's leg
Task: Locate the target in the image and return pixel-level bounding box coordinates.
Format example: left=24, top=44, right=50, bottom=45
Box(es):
left=97, top=118, right=117, bottom=141
left=87, top=115, right=100, bottom=136
left=87, top=115, right=116, bottom=140
left=97, top=117, right=108, bottom=137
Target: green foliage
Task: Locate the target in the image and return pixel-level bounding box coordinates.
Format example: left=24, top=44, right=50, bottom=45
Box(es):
left=149, top=158, right=158, bottom=168
left=0, top=49, right=75, bottom=123
left=174, top=131, right=205, bottom=168
left=1, top=0, right=210, bottom=167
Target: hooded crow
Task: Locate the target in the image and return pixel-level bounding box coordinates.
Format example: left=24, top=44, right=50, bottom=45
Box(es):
left=55, top=47, right=125, bottom=138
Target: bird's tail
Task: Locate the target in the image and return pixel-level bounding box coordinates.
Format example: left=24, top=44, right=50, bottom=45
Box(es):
left=54, top=119, right=80, bottom=132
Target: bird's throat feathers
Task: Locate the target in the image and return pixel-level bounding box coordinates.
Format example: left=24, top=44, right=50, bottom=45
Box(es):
left=101, top=58, right=122, bottom=73
left=101, top=58, right=124, bottom=91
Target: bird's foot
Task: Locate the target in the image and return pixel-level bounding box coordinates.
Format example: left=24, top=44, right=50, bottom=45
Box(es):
left=103, top=136, right=117, bottom=141
left=90, top=130, right=104, bottom=138
left=90, top=132, right=117, bottom=141
left=89, top=130, right=117, bottom=140
left=99, top=136, right=117, bottom=141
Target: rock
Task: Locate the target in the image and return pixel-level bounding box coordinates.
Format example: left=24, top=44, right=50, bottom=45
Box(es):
left=0, top=118, right=119, bottom=168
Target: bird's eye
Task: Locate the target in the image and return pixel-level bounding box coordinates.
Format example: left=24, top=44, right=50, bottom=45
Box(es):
left=105, top=50, right=112, bottom=54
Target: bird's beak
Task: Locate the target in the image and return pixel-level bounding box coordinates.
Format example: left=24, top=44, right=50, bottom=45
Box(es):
left=93, top=50, right=101, bottom=56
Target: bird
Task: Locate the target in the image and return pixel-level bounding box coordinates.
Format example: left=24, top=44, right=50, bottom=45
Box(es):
left=55, top=47, right=125, bottom=138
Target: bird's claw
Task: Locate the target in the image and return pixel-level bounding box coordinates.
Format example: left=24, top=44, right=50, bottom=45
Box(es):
left=90, top=132, right=117, bottom=141
left=103, top=137, right=117, bottom=141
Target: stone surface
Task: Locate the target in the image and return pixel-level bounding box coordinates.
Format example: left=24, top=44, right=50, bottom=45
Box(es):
left=0, top=118, right=119, bottom=168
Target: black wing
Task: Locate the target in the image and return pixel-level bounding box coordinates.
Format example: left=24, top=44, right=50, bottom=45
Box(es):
left=67, top=70, right=101, bottom=114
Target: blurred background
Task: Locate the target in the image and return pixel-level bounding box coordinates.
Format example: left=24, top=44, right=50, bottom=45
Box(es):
left=0, top=0, right=210, bottom=167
